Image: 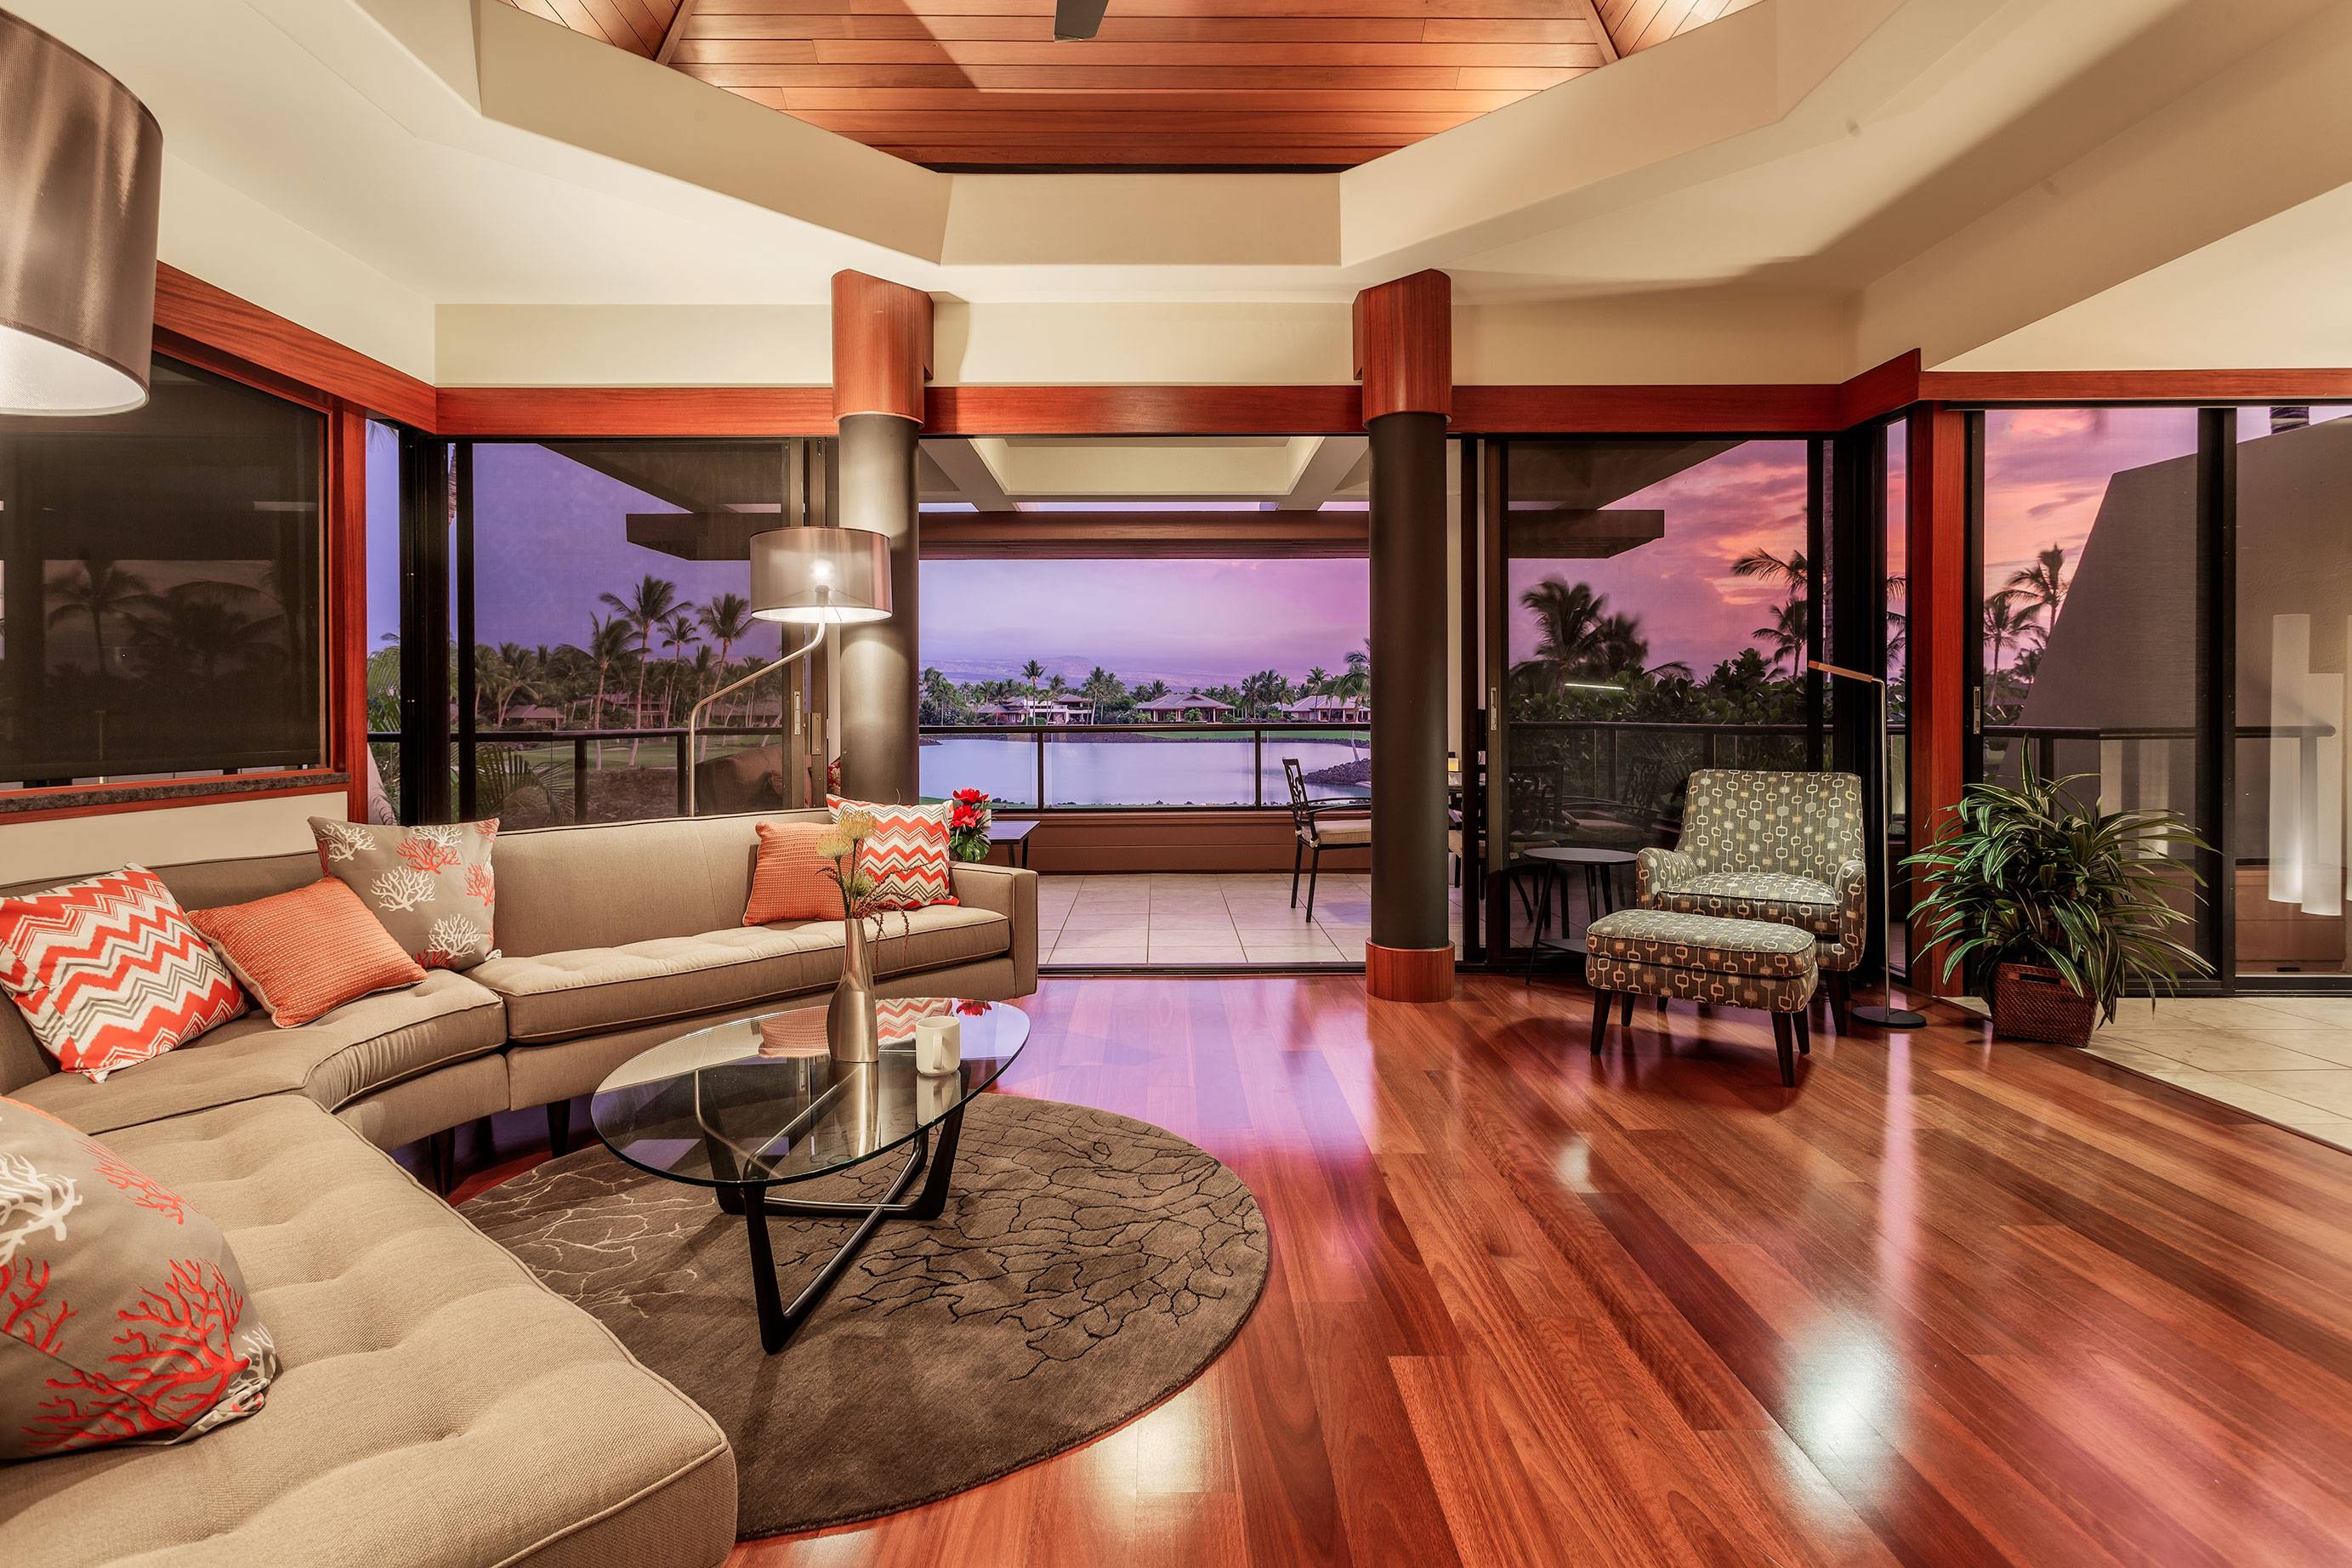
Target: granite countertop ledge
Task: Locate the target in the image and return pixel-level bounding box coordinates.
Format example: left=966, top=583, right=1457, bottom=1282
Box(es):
left=0, top=772, right=349, bottom=816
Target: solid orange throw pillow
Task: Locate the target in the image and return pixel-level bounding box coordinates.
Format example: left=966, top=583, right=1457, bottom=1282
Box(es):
left=190, top=878, right=427, bottom=1027
left=745, top=821, right=844, bottom=925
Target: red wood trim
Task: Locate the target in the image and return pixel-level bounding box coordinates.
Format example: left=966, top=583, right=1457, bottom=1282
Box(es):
left=329, top=402, right=372, bottom=823
left=1838, top=350, right=1923, bottom=427
left=433, top=386, right=837, bottom=437
left=831, top=270, right=933, bottom=424
left=0, top=775, right=347, bottom=827
left=153, top=264, right=436, bottom=428
left=1366, top=941, right=1454, bottom=1001
left=1906, top=406, right=1969, bottom=997
left=1917, top=367, right=2352, bottom=404
left=922, top=384, right=1363, bottom=435
left=923, top=511, right=1366, bottom=558
left=1452, top=383, right=1843, bottom=433
left=1354, top=270, right=1453, bottom=423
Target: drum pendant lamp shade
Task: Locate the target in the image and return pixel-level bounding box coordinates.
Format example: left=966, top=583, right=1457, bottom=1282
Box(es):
left=0, top=10, right=162, bottom=416
left=750, top=526, right=894, bottom=625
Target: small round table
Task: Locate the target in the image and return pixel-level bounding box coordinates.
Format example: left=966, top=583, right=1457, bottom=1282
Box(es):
left=590, top=998, right=1030, bottom=1354
left=1521, top=845, right=1640, bottom=983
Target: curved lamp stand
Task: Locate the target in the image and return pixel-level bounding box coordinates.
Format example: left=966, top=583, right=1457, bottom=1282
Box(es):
left=1811, top=659, right=1929, bottom=1031
left=684, top=626, right=826, bottom=818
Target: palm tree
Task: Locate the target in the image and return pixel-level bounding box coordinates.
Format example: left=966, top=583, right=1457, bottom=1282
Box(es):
left=921, top=667, right=963, bottom=725
left=1753, top=599, right=1809, bottom=675
left=46, top=553, right=151, bottom=682
left=1021, top=659, right=1045, bottom=701
left=1331, top=642, right=1372, bottom=701
left=583, top=614, right=633, bottom=770
left=1982, top=592, right=2037, bottom=716
left=696, top=593, right=756, bottom=719
left=123, top=585, right=281, bottom=684
left=599, top=576, right=679, bottom=763
left=2005, top=544, right=2070, bottom=632
left=657, top=610, right=701, bottom=720
left=1730, top=548, right=1809, bottom=591
left=1303, top=664, right=1330, bottom=697
left=474, top=642, right=543, bottom=728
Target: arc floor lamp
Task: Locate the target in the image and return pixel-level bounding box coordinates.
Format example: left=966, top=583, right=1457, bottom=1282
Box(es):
left=685, top=526, right=893, bottom=817
left=1812, top=659, right=1929, bottom=1030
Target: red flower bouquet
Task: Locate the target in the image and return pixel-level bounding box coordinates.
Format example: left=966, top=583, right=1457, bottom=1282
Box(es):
left=948, top=787, right=993, bottom=863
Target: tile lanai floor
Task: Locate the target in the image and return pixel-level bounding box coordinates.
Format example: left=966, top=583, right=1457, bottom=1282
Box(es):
left=2086, top=994, right=2352, bottom=1152
left=1037, top=871, right=1466, bottom=968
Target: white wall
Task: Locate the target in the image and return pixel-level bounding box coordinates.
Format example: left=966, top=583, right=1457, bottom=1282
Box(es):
left=159, top=156, right=435, bottom=383
left=0, top=790, right=346, bottom=886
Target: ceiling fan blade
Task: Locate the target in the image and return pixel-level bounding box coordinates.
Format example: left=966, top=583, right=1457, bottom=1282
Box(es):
left=1054, top=0, right=1111, bottom=42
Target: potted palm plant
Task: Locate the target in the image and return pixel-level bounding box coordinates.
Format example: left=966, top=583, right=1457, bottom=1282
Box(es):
left=1903, top=760, right=2211, bottom=1044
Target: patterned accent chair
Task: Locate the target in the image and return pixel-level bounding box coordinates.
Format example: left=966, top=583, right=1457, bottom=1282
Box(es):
left=1634, top=769, right=1867, bottom=1029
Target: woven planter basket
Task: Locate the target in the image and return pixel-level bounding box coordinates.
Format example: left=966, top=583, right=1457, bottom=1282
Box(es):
left=1991, top=961, right=2097, bottom=1047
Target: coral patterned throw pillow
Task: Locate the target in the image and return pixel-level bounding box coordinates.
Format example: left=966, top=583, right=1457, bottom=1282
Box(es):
left=0, top=1095, right=280, bottom=1460
left=0, top=866, right=248, bottom=1082
left=310, top=817, right=500, bottom=970
left=826, top=798, right=958, bottom=911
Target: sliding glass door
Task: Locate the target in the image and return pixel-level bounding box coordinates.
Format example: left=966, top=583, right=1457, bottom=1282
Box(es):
left=1481, top=435, right=1827, bottom=957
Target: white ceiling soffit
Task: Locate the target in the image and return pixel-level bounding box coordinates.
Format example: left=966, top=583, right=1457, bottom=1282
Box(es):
left=12, top=0, right=2352, bottom=368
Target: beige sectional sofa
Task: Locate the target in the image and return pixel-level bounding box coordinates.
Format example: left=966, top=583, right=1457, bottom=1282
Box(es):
left=0, top=810, right=1039, bottom=1565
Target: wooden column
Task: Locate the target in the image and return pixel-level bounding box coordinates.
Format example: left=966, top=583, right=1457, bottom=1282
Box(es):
left=831, top=271, right=932, bottom=804
left=1356, top=270, right=1455, bottom=1002
left=1906, top=406, right=1969, bottom=997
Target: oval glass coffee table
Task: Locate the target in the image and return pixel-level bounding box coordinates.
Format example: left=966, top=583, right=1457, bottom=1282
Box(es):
left=590, top=998, right=1030, bottom=1354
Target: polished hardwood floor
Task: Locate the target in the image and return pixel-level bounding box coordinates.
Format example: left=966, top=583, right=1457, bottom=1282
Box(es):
left=448, top=975, right=2352, bottom=1567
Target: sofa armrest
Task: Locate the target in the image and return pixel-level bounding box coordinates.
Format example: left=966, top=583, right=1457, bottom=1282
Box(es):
left=949, top=862, right=1039, bottom=997
left=1634, top=845, right=1696, bottom=904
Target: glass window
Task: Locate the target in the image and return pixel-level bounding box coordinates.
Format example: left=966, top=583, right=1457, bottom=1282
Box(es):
left=1497, top=437, right=1820, bottom=947
left=462, top=440, right=817, bottom=827
left=364, top=419, right=402, bottom=822
left=1978, top=406, right=2205, bottom=955
left=2234, top=404, right=2352, bottom=976
left=917, top=556, right=1371, bottom=809
left=0, top=356, right=324, bottom=787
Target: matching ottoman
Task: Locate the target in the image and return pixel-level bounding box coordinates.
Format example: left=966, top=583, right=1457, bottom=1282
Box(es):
left=1583, top=909, right=1818, bottom=1086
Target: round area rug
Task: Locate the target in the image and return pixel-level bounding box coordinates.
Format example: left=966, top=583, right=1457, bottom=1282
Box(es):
left=460, top=1094, right=1267, bottom=1539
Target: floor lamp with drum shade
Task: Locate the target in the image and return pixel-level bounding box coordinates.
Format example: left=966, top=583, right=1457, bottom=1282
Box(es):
left=685, top=526, right=894, bottom=817
left=1812, top=659, right=1929, bottom=1029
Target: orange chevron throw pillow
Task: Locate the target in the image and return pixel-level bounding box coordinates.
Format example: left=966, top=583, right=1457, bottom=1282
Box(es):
left=0, top=866, right=248, bottom=1082
left=827, top=798, right=959, bottom=911
left=190, top=878, right=426, bottom=1028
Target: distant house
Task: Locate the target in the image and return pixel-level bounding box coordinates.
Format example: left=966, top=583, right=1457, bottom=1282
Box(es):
left=977, top=693, right=1094, bottom=725
left=503, top=703, right=564, bottom=728
left=1278, top=696, right=1368, bottom=724
left=1133, top=693, right=1236, bottom=723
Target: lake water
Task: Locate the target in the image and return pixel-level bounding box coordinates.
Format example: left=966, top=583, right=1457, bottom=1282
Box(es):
left=919, top=734, right=1372, bottom=809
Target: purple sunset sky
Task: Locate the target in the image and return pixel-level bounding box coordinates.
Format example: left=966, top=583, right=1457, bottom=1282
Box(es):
left=361, top=418, right=2345, bottom=685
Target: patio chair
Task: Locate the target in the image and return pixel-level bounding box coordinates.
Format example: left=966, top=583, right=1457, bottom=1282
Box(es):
left=1284, top=758, right=1371, bottom=923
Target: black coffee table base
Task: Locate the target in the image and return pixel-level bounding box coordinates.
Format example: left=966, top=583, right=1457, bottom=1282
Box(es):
left=717, top=1103, right=967, bottom=1354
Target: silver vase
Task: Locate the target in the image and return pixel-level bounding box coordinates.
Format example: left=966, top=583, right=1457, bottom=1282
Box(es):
left=827, top=914, right=879, bottom=1064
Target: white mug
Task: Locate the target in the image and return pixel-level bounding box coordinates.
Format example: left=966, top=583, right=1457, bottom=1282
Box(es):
left=914, top=1015, right=962, bottom=1076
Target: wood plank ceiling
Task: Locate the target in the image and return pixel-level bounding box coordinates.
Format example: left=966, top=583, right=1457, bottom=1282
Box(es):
left=498, top=0, right=1759, bottom=170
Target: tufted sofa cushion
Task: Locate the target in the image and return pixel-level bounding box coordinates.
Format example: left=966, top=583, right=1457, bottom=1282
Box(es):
left=470, top=906, right=1012, bottom=1046
left=0, top=1096, right=735, bottom=1568
left=6, top=971, right=508, bottom=1137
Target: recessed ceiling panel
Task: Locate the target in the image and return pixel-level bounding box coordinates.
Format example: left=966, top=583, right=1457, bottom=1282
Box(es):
left=498, top=0, right=1758, bottom=170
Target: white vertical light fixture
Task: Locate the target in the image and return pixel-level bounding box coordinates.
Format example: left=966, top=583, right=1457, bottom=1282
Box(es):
left=2268, top=614, right=2344, bottom=918
left=0, top=11, right=162, bottom=415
